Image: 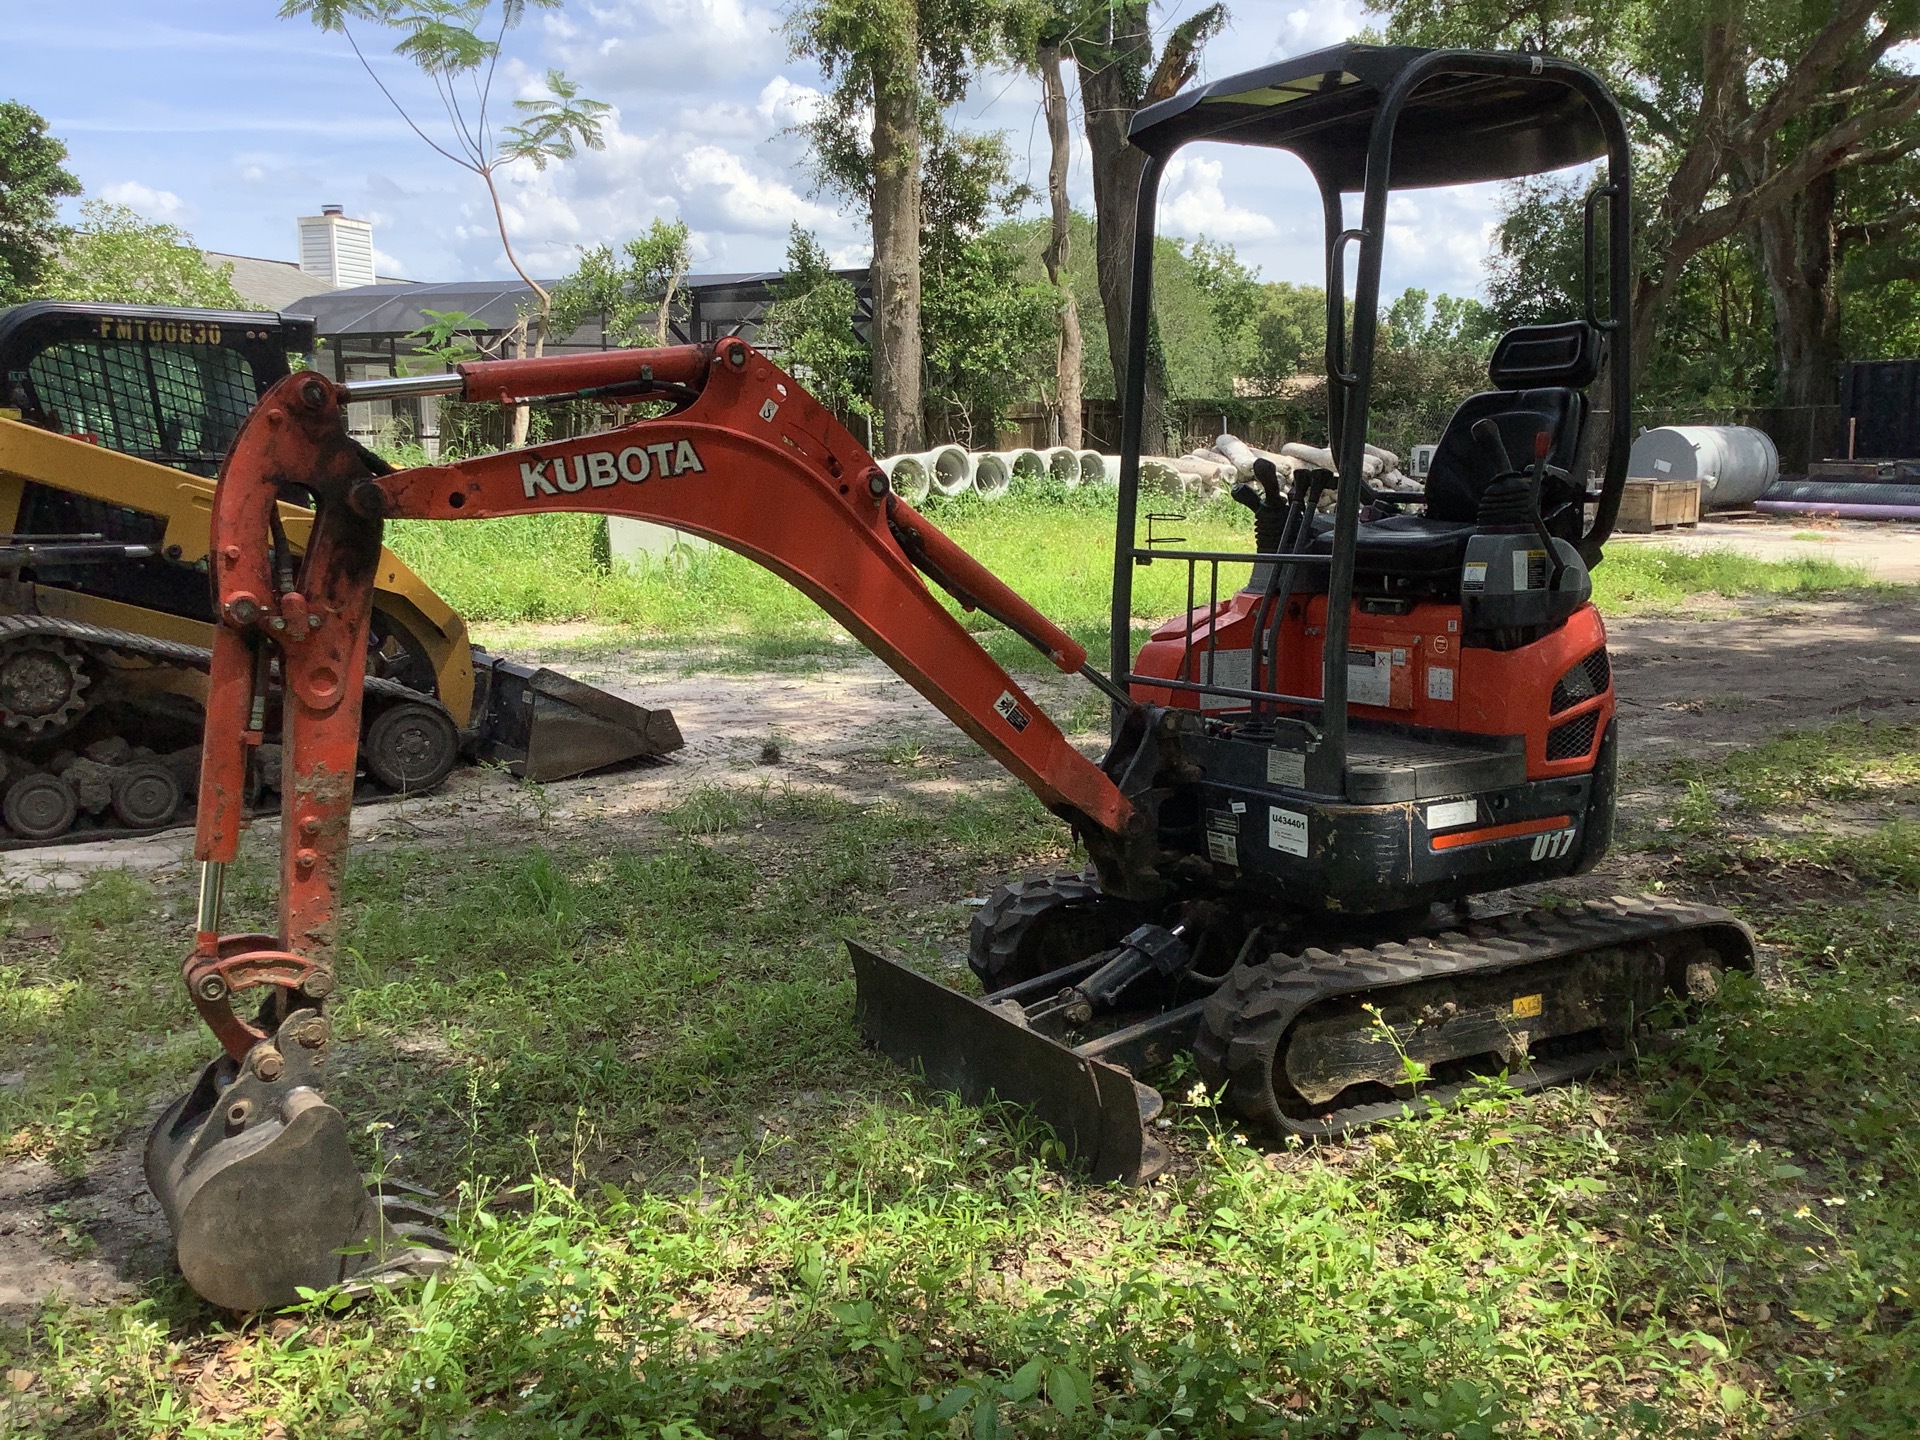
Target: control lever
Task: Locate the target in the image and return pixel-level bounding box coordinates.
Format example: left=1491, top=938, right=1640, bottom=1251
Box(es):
left=1471, top=419, right=1567, bottom=592
left=1526, top=430, right=1569, bottom=592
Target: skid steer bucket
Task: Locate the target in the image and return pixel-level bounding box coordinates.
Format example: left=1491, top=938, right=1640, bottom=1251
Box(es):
left=471, top=654, right=683, bottom=783
left=849, top=943, right=1170, bottom=1184
left=144, top=1009, right=452, bottom=1312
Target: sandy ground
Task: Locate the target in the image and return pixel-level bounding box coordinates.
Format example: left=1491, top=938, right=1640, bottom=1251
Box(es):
left=4, top=590, right=1917, bottom=1314
left=1622, top=513, right=1920, bottom=582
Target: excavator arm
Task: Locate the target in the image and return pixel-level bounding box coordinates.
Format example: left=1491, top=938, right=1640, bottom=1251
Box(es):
left=149, top=340, right=1161, bottom=1309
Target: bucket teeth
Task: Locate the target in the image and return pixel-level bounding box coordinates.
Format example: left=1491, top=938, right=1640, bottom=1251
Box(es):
left=144, top=1009, right=451, bottom=1311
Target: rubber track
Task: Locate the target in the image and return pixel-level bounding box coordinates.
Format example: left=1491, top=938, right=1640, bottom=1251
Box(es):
left=1, top=614, right=445, bottom=851
left=1194, top=895, right=1756, bottom=1140
left=0, top=613, right=427, bottom=705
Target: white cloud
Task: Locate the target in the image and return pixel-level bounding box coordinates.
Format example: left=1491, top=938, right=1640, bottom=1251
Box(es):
left=1270, top=0, right=1367, bottom=59
left=99, top=180, right=189, bottom=222
left=562, top=0, right=786, bottom=96
left=1160, top=155, right=1279, bottom=241
left=672, top=144, right=842, bottom=236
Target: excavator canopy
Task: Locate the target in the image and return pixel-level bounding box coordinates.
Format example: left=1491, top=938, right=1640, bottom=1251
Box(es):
left=1128, top=42, right=1610, bottom=189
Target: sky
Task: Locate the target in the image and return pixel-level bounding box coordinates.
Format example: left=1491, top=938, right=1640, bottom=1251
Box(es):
left=3, top=0, right=1513, bottom=301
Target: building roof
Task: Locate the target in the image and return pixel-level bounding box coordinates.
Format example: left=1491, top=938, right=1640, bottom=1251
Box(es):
left=205, top=253, right=414, bottom=314
left=288, top=270, right=867, bottom=343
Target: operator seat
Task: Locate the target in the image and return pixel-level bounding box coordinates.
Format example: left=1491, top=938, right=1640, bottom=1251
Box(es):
left=1311, top=320, right=1604, bottom=576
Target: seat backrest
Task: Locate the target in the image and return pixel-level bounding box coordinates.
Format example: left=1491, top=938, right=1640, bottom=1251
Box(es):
left=1422, top=322, right=1602, bottom=525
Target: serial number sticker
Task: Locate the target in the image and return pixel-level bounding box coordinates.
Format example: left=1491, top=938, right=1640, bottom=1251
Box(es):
left=1425, top=798, right=1477, bottom=830
left=1207, top=830, right=1239, bottom=865
left=1510, top=994, right=1543, bottom=1019
left=1266, top=748, right=1306, bottom=788
left=1426, top=665, right=1455, bottom=702
left=1268, top=806, right=1309, bottom=857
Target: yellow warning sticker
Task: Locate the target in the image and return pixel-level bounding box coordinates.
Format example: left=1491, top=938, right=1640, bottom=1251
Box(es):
left=1511, top=994, right=1543, bottom=1019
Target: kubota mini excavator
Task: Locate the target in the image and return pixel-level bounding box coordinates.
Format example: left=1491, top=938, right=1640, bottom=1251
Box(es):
left=0, top=300, right=680, bottom=846
left=148, top=44, right=1755, bottom=1310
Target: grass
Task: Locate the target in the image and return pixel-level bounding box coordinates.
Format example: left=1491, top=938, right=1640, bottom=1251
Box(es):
left=388, top=487, right=1896, bottom=682
left=6, top=714, right=1920, bottom=1435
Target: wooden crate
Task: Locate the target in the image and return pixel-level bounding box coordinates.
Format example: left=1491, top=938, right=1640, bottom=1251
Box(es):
left=1617, top=477, right=1701, bottom=532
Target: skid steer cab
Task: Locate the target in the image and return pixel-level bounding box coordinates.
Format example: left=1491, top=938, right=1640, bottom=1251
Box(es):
left=148, top=42, right=1753, bottom=1312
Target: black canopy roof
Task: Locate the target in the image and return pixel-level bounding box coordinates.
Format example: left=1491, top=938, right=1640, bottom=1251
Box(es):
left=1129, top=43, right=1609, bottom=190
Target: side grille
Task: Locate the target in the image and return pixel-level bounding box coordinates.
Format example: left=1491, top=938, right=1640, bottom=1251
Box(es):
left=1551, top=648, right=1611, bottom=713
left=1545, top=710, right=1600, bottom=761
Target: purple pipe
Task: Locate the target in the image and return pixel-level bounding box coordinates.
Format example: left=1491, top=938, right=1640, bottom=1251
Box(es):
left=1755, top=500, right=1920, bottom=521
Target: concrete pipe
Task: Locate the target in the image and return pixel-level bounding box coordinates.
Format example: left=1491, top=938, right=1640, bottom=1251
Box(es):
left=1215, top=433, right=1258, bottom=477
left=972, top=452, right=1012, bottom=499
left=898, top=445, right=972, bottom=498
left=1091, top=454, right=1122, bottom=485
left=984, top=449, right=1047, bottom=489
left=879, top=454, right=931, bottom=505
left=1627, top=425, right=1780, bottom=509
left=1077, top=451, right=1111, bottom=486
left=1038, top=447, right=1081, bottom=488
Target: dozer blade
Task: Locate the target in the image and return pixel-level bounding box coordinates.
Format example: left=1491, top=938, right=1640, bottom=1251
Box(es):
left=144, top=1010, right=451, bottom=1312
left=849, top=943, right=1167, bottom=1184
left=472, top=654, right=683, bottom=783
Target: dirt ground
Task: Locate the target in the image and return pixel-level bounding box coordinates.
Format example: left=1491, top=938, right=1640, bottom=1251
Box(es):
left=4, top=590, right=1917, bottom=1316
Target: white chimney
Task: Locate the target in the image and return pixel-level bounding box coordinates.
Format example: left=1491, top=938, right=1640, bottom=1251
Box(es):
left=297, top=204, right=377, bottom=290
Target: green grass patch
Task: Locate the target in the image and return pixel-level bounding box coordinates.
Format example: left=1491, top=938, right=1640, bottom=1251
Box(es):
left=7, top=718, right=1920, bottom=1434
left=1590, top=546, right=1884, bottom=611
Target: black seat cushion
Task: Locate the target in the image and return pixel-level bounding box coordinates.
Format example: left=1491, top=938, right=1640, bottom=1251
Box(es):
left=1308, top=512, right=1478, bottom=573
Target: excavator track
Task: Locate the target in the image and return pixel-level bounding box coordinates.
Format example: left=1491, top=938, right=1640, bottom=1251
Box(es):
left=1194, top=895, right=1756, bottom=1139
left=0, top=614, right=451, bottom=849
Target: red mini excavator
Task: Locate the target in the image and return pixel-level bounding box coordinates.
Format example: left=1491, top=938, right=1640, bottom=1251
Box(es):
left=147, top=44, right=1755, bottom=1310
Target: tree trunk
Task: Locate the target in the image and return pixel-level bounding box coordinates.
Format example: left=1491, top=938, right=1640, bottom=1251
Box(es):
left=1039, top=41, right=1083, bottom=449
left=1755, top=171, right=1842, bottom=413
left=869, top=33, right=924, bottom=456
left=1076, top=24, right=1169, bottom=453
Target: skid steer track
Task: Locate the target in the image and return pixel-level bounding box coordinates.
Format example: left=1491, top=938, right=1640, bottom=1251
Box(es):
left=0, top=614, right=449, bottom=849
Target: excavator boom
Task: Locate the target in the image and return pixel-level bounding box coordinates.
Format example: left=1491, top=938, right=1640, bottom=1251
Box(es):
left=150, top=340, right=1154, bottom=1308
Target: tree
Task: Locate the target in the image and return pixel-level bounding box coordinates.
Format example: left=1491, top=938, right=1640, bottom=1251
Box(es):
left=1375, top=0, right=1920, bottom=414
left=1248, top=282, right=1327, bottom=392
left=762, top=224, right=874, bottom=429
left=282, top=0, right=610, bottom=443
left=920, top=130, right=1053, bottom=441
left=46, top=201, right=249, bottom=308
left=1069, top=0, right=1226, bottom=451
left=1030, top=22, right=1083, bottom=445
left=788, top=0, right=1025, bottom=454
left=549, top=219, right=693, bottom=348
left=0, top=102, right=81, bottom=303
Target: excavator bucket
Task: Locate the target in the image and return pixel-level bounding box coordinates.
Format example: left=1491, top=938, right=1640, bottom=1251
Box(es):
left=849, top=943, right=1169, bottom=1185
left=144, top=1009, right=452, bottom=1312
left=471, top=654, right=683, bottom=783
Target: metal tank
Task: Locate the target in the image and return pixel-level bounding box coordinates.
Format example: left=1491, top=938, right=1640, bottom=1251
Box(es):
left=1627, top=425, right=1780, bottom=508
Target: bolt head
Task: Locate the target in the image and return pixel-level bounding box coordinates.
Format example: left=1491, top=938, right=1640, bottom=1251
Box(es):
left=301, top=971, right=335, bottom=999
left=867, top=472, right=888, bottom=497
left=225, top=1099, right=253, bottom=1127
left=227, top=598, right=259, bottom=625
left=295, top=1017, right=333, bottom=1049
left=253, top=1049, right=285, bottom=1081
left=269, top=616, right=287, bottom=631
left=197, top=974, right=229, bottom=1002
